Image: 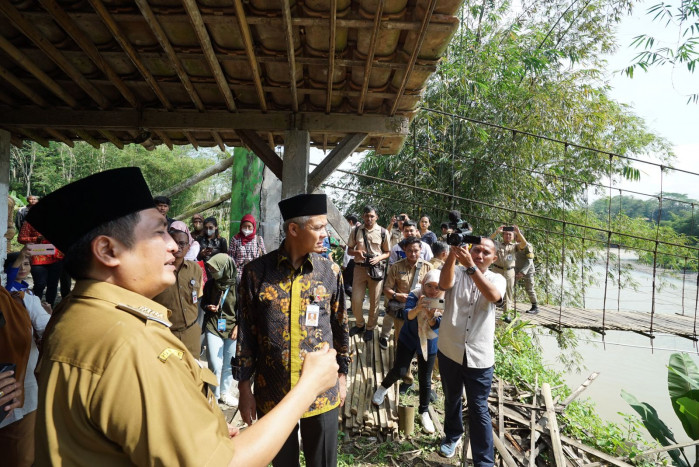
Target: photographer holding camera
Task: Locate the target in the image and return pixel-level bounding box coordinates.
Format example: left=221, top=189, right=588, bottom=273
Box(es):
left=347, top=206, right=391, bottom=342
left=489, top=225, right=527, bottom=322
left=437, top=238, right=505, bottom=462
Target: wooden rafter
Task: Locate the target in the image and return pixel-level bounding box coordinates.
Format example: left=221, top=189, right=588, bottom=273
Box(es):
left=0, top=64, right=50, bottom=107
left=46, top=129, right=74, bottom=147
left=75, top=129, right=101, bottom=149
left=38, top=0, right=139, bottom=109
left=134, top=0, right=225, bottom=151
left=182, top=0, right=237, bottom=112
left=99, top=130, right=124, bottom=149
left=308, top=132, right=367, bottom=191
left=0, top=35, right=78, bottom=108
left=153, top=130, right=174, bottom=150
left=326, top=0, right=337, bottom=114
left=0, top=2, right=110, bottom=109
left=389, top=0, right=437, bottom=115
left=237, top=130, right=283, bottom=179
left=87, top=0, right=172, bottom=111
left=357, top=1, right=384, bottom=115
left=280, top=0, right=299, bottom=112
left=20, top=128, right=50, bottom=148
left=232, top=0, right=267, bottom=111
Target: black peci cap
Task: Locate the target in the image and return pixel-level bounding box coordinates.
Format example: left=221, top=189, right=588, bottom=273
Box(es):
left=25, top=167, right=155, bottom=252
left=278, top=193, right=327, bottom=221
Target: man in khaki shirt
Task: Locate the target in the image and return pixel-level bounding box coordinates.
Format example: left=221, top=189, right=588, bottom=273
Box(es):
left=28, top=168, right=339, bottom=467
left=347, top=205, right=391, bottom=342
left=490, top=225, right=527, bottom=321
left=381, top=236, right=433, bottom=358
left=153, top=227, right=204, bottom=356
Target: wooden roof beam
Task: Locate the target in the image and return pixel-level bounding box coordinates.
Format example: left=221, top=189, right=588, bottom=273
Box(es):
left=1, top=110, right=411, bottom=135
left=357, top=1, right=384, bottom=115
left=237, top=129, right=283, bottom=179
left=88, top=0, right=173, bottom=110
left=19, top=11, right=453, bottom=32
left=326, top=0, right=337, bottom=114
left=0, top=34, right=78, bottom=108
left=0, top=64, right=50, bottom=107
left=99, top=130, right=125, bottom=149
left=308, top=132, right=367, bottom=191
left=46, top=129, right=74, bottom=147
left=0, top=89, right=15, bottom=106
left=38, top=0, right=139, bottom=109
left=182, top=0, right=237, bottom=112
left=389, top=0, right=437, bottom=115
left=20, top=128, right=50, bottom=148
left=153, top=130, right=174, bottom=150
left=75, top=129, right=101, bottom=149
left=232, top=0, right=267, bottom=112
left=185, top=132, right=199, bottom=149
left=0, top=2, right=110, bottom=109
left=280, top=0, right=299, bottom=112
left=134, top=0, right=225, bottom=154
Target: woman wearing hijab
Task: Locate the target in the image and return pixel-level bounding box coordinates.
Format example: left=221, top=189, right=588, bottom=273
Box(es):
left=372, top=269, right=443, bottom=434
left=227, top=214, right=266, bottom=283
left=168, top=220, right=201, bottom=263
left=201, top=254, right=238, bottom=407
left=191, top=213, right=204, bottom=239
left=197, top=217, right=227, bottom=263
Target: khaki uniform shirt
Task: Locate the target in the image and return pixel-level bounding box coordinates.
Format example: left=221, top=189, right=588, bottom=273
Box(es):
left=429, top=257, right=445, bottom=270
left=493, top=241, right=517, bottom=270
left=515, top=243, right=535, bottom=275
left=36, top=280, right=234, bottom=466
left=385, top=258, right=433, bottom=295
left=347, top=224, right=390, bottom=260
left=153, top=260, right=203, bottom=331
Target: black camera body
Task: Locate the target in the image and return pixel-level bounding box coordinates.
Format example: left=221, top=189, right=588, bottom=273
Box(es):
left=503, top=226, right=515, bottom=232
left=445, top=210, right=479, bottom=246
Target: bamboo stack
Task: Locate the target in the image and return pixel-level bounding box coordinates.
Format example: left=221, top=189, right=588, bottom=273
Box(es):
left=341, top=333, right=399, bottom=438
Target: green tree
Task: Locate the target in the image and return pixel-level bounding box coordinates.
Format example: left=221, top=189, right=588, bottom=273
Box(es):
left=623, top=0, right=699, bottom=103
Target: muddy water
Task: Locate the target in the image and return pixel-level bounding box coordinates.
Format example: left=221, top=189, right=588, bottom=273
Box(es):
left=534, top=257, right=698, bottom=462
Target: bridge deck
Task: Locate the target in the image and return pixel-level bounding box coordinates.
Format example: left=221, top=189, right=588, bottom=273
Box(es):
left=510, top=302, right=699, bottom=341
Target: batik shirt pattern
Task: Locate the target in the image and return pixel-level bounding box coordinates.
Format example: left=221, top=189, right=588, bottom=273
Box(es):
left=236, top=244, right=350, bottom=418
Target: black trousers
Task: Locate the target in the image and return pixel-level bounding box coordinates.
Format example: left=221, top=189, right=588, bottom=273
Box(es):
left=31, top=261, right=62, bottom=306
left=272, top=407, right=338, bottom=467
left=342, top=260, right=355, bottom=295
left=381, top=340, right=436, bottom=414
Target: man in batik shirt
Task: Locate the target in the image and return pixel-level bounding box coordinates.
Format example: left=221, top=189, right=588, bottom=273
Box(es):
left=235, top=193, right=350, bottom=467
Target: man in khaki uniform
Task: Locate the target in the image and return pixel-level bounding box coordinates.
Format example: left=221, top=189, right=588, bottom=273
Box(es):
left=490, top=225, right=527, bottom=321
left=28, top=168, right=339, bottom=467
left=515, top=241, right=538, bottom=314
left=381, top=236, right=433, bottom=352
left=153, top=225, right=204, bottom=356
left=347, top=205, right=391, bottom=342
left=429, top=241, right=449, bottom=270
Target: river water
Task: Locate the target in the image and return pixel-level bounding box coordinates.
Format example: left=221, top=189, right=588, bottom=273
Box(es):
left=535, top=254, right=698, bottom=462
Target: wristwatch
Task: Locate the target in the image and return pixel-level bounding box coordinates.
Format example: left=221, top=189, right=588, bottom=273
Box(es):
left=465, top=266, right=477, bottom=275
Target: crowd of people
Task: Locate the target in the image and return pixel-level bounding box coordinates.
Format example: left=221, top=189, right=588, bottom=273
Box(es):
left=0, top=168, right=541, bottom=467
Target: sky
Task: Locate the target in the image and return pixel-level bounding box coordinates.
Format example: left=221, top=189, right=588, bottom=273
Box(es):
left=596, top=0, right=698, bottom=199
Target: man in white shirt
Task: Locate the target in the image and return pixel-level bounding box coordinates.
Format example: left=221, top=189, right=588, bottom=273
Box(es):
left=388, top=220, right=433, bottom=265
left=437, top=238, right=506, bottom=464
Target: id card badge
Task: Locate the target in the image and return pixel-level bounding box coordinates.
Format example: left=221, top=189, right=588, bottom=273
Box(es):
left=217, top=318, right=227, bottom=332
left=191, top=290, right=198, bottom=304
left=305, top=304, right=320, bottom=327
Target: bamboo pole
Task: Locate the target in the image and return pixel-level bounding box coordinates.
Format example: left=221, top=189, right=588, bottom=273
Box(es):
left=158, top=156, right=235, bottom=198
left=542, top=383, right=565, bottom=466
left=175, top=192, right=232, bottom=220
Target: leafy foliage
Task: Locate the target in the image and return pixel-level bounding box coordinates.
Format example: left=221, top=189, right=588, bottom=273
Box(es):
left=623, top=0, right=699, bottom=103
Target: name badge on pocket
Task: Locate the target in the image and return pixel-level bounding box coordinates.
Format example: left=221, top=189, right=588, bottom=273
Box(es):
left=217, top=318, right=227, bottom=332
left=305, top=304, right=320, bottom=327
left=191, top=290, right=198, bottom=304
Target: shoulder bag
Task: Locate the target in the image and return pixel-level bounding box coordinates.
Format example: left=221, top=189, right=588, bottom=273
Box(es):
left=361, top=227, right=387, bottom=281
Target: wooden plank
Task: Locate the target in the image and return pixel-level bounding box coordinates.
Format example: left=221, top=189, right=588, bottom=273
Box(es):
left=98, top=130, right=124, bottom=149
left=542, top=383, right=565, bottom=467
left=46, top=129, right=74, bottom=147
left=182, top=0, right=237, bottom=112
left=280, top=0, right=299, bottom=112
left=498, top=378, right=504, bottom=442
left=74, top=130, right=101, bottom=149
left=492, top=428, right=519, bottom=467
left=389, top=0, right=437, bottom=116
left=325, top=0, right=337, bottom=114
left=88, top=0, right=173, bottom=110
left=1, top=110, right=410, bottom=135
left=357, top=1, right=384, bottom=115
left=19, top=10, right=457, bottom=32
left=560, top=372, right=599, bottom=408
left=558, top=434, right=633, bottom=467
left=39, top=0, right=138, bottom=109
left=0, top=2, right=110, bottom=109
left=529, top=374, right=538, bottom=467
left=0, top=64, right=49, bottom=107
left=232, top=0, right=267, bottom=112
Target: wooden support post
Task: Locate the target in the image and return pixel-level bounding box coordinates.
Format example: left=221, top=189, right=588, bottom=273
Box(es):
left=281, top=129, right=310, bottom=198
left=0, top=129, right=9, bottom=273
left=542, top=383, right=565, bottom=466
